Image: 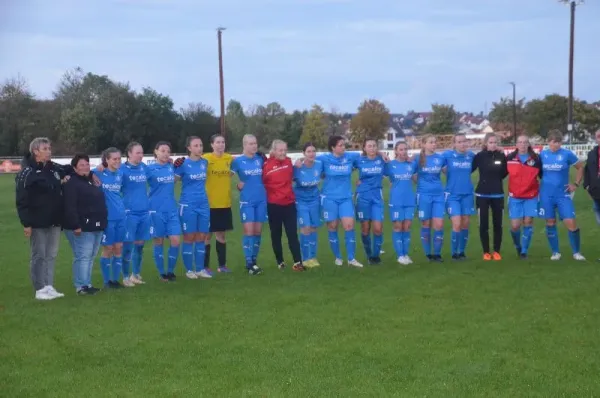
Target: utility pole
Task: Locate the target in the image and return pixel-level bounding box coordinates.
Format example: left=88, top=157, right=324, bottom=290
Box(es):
left=509, top=82, right=517, bottom=145
left=217, top=27, right=226, bottom=138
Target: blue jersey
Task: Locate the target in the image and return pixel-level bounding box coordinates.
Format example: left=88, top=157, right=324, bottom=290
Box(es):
left=443, top=150, right=475, bottom=195
left=146, top=162, right=178, bottom=212
left=231, top=154, right=266, bottom=203
left=356, top=155, right=385, bottom=194
left=175, top=157, right=209, bottom=206
left=415, top=153, right=446, bottom=195
left=293, top=160, right=322, bottom=203
left=96, top=168, right=126, bottom=221
left=540, top=148, right=579, bottom=197
left=386, top=159, right=417, bottom=206
left=120, top=161, right=149, bottom=213
left=518, top=154, right=530, bottom=164
left=317, top=152, right=359, bottom=200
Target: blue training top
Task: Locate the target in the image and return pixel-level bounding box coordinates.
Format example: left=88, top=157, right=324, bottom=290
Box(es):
left=146, top=162, right=178, bottom=213
left=96, top=168, right=126, bottom=221
left=443, top=150, right=475, bottom=195
left=415, top=153, right=446, bottom=195
left=120, top=161, right=149, bottom=214
left=231, top=154, right=267, bottom=204
left=540, top=148, right=579, bottom=197
left=176, top=157, right=209, bottom=206
left=293, top=160, right=322, bottom=203
left=386, top=159, right=417, bottom=207
left=317, top=152, right=359, bottom=200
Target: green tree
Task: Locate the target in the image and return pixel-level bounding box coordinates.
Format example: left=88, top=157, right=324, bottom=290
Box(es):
left=426, top=103, right=456, bottom=135
left=247, top=102, right=286, bottom=149
left=0, top=77, right=36, bottom=156
left=300, top=105, right=328, bottom=149
left=179, top=103, right=219, bottom=150
left=488, top=97, right=526, bottom=136
left=348, top=99, right=390, bottom=143
left=132, top=87, right=180, bottom=152
left=225, top=99, right=246, bottom=150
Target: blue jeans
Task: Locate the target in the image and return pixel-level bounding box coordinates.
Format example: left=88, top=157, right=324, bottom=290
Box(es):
left=594, top=199, right=600, bottom=225
left=65, top=230, right=102, bottom=290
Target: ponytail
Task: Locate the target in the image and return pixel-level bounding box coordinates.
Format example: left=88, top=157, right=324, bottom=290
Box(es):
left=527, top=145, right=538, bottom=160
left=419, top=148, right=426, bottom=168
left=101, top=147, right=120, bottom=168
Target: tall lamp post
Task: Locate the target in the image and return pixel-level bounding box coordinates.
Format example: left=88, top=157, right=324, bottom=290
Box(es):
left=217, top=27, right=226, bottom=138
left=509, top=82, right=517, bottom=145
left=559, top=0, right=583, bottom=144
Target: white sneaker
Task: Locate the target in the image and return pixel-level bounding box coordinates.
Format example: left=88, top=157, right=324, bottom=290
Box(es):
left=573, top=253, right=586, bottom=261
left=348, top=259, right=364, bottom=268
left=35, top=288, right=56, bottom=300
left=397, top=256, right=408, bottom=265
left=551, top=253, right=562, bottom=261
left=186, top=271, right=198, bottom=279
left=334, top=258, right=343, bottom=266
left=379, top=250, right=385, bottom=254
left=405, top=256, right=414, bottom=264
left=44, top=286, right=64, bottom=298
left=195, top=269, right=212, bottom=279
left=130, top=274, right=145, bottom=284
left=122, top=278, right=135, bottom=287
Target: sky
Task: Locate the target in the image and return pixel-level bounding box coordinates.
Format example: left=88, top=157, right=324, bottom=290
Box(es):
left=1, top=0, right=599, bottom=114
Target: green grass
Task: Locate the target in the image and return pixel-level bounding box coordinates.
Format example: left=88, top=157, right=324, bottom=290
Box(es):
left=1, top=173, right=600, bottom=397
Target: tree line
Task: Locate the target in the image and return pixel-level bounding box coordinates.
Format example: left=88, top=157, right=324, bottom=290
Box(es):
left=1, top=67, right=599, bottom=157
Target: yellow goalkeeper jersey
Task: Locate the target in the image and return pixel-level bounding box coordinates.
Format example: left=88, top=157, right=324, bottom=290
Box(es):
left=203, top=152, right=233, bottom=209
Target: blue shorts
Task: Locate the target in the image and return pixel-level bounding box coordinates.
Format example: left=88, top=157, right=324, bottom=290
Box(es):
left=321, top=196, right=354, bottom=222
left=297, top=200, right=321, bottom=228
left=125, top=211, right=151, bottom=242
left=508, top=197, right=538, bottom=220
left=538, top=195, right=576, bottom=220
left=102, top=219, right=127, bottom=246
left=239, top=201, right=267, bottom=224
left=446, top=193, right=475, bottom=217
left=356, top=191, right=384, bottom=222
left=150, top=210, right=182, bottom=238
left=180, top=204, right=210, bottom=234
left=389, top=203, right=414, bottom=222
left=417, top=193, right=445, bottom=220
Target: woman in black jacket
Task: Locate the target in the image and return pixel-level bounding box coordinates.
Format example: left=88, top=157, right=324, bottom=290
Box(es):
left=63, top=154, right=108, bottom=295
left=472, top=133, right=508, bottom=260
left=584, top=130, right=600, bottom=261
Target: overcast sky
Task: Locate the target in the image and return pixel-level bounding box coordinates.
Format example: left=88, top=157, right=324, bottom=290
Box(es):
left=1, top=0, right=599, bottom=114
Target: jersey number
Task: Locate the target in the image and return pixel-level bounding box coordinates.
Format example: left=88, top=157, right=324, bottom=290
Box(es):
left=418, top=211, right=425, bottom=218
left=357, top=212, right=364, bottom=219
left=323, top=212, right=329, bottom=219
left=393, top=212, right=399, bottom=219
left=183, top=223, right=187, bottom=231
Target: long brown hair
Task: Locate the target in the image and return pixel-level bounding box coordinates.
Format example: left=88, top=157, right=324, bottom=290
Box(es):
left=419, top=134, right=434, bottom=168
left=482, top=133, right=497, bottom=151
left=394, top=141, right=408, bottom=161
left=517, top=135, right=538, bottom=160
left=362, top=137, right=378, bottom=156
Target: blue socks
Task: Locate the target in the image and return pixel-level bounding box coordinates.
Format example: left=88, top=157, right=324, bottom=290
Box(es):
left=511, top=229, right=521, bottom=250
left=243, top=235, right=253, bottom=267
left=521, top=226, right=533, bottom=254
left=361, top=234, right=372, bottom=258
left=167, top=246, right=179, bottom=273
left=309, top=232, right=318, bottom=259
left=546, top=225, right=560, bottom=254
left=420, top=227, right=431, bottom=256
left=403, top=231, right=411, bottom=257
left=392, top=231, right=403, bottom=257
left=373, top=234, right=383, bottom=258
left=182, top=242, right=194, bottom=272
left=132, top=244, right=144, bottom=275
left=194, top=242, right=206, bottom=271
left=328, top=231, right=341, bottom=259
left=451, top=230, right=460, bottom=255
left=100, top=257, right=111, bottom=285
left=300, top=234, right=310, bottom=260
left=153, top=244, right=165, bottom=275
left=568, top=229, right=580, bottom=254
left=460, top=229, right=469, bottom=254
left=433, top=229, right=444, bottom=256
left=345, top=230, right=356, bottom=261
left=122, top=242, right=133, bottom=278
left=111, top=256, right=122, bottom=281
left=253, top=235, right=261, bottom=260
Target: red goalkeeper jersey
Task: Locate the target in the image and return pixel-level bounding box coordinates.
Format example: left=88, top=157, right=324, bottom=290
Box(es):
left=507, top=157, right=540, bottom=199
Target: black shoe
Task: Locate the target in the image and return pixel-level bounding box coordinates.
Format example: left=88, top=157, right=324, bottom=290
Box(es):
left=520, top=253, right=528, bottom=259
left=248, top=265, right=263, bottom=275
left=278, top=262, right=286, bottom=270
left=458, top=252, right=466, bottom=260
left=427, top=255, right=434, bottom=261
left=369, top=257, right=382, bottom=265
left=110, top=281, right=124, bottom=289
left=159, top=274, right=170, bottom=282
left=166, top=272, right=176, bottom=281
left=432, top=255, right=444, bottom=263
left=77, top=286, right=90, bottom=295
left=87, top=286, right=100, bottom=295
left=292, top=262, right=306, bottom=272
left=451, top=254, right=460, bottom=261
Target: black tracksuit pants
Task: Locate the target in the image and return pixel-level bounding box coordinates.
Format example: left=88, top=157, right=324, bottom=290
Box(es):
left=476, top=197, right=504, bottom=254
left=267, top=203, right=302, bottom=265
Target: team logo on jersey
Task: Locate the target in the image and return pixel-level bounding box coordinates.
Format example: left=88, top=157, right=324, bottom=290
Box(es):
left=53, top=171, right=60, bottom=180
left=314, top=170, right=318, bottom=177
left=527, top=159, right=535, bottom=166
left=116, top=175, right=121, bottom=182
left=557, top=155, right=563, bottom=161
left=255, top=160, right=260, bottom=166
left=433, top=158, right=440, bottom=165
left=375, top=160, right=381, bottom=165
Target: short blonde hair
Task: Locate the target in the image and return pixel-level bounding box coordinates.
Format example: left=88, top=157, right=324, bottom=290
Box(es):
left=270, top=139, right=287, bottom=155
left=242, top=134, right=256, bottom=145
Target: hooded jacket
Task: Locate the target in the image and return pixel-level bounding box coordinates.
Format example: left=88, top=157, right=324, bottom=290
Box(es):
left=262, top=156, right=295, bottom=206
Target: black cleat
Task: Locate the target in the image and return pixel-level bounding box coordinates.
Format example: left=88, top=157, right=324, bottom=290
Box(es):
left=452, top=254, right=460, bottom=261
left=458, top=252, right=466, bottom=260
left=166, top=272, right=176, bottom=281
left=520, top=253, right=528, bottom=259
left=159, top=274, right=170, bottom=282
left=248, top=265, right=263, bottom=275
left=369, top=257, right=382, bottom=265
left=431, top=255, right=444, bottom=263
left=427, top=255, right=434, bottom=261
left=278, top=262, right=286, bottom=270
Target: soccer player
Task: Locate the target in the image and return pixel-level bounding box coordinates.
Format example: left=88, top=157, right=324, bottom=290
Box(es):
left=263, top=140, right=305, bottom=271
left=203, top=135, right=233, bottom=273
left=176, top=137, right=211, bottom=279
left=230, top=134, right=266, bottom=275
left=539, top=130, right=585, bottom=261
left=293, top=142, right=322, bottom=268
left=386, top=141, right=417, bottom=265
left=443, top=134, right=475, bottom=260
left=506, top=135, right=542, bottom=259
left=415, top=135, right=446, bottom=262
left=120, top=142, right=150, bottom=285
left=583, top=129, right=600, bottom=262
left=316, top=135, right=363, bottom=268
left=356, top=138, right=386, bottom=265
left=472, top=133, right=508, bottom=261
left=147, top=142, right=181, bottom=281
left=96, top=148, right=128, bottom=288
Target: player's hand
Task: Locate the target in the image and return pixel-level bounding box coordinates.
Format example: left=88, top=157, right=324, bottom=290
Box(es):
left=294, top=159, right=303, bottom=168
left=566, top=183, right=577, bottom=193
left=381, top=152, right=390, bottom=162
left=96, top=164, right=105, bottom=172
left=237, top=182, right=244, bottom=191
left=92, top=174, right=101, bottom=187
left=74, top=228, right=82, bottom=236
left=24, top=227, right=32, bottom=238
left=61, top=175, right=71, bottom=184
left=174, top=157, right=185, bottom=168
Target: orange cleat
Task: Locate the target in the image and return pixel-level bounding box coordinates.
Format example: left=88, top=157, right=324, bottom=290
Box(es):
left=483, top=253, right=492, bottom=261
left=492, top=252, right=502, bottom=261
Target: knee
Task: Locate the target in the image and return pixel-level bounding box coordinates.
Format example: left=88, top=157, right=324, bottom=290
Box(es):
left=169, top=236, right=180, bottom=246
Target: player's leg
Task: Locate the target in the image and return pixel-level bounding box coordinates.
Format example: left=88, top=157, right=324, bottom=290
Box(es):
left=308, top=200, right=321, bottom=264
left=253, top=202, right=267, bottom=265
left=508, top=198, right=524, bottom=255
left=447, top=196, right=462, bottom=259
left=402, top=211, right=414, bottom=263
left=558, top=197, right=583, bottom=259
left=340, top=199, right=360, bottom=267
left=240, top=203, right=256, bottom=270
left=267, top=203, right=285, bottom=267
left=100, top=221, right=115, bottom=287
left=296, top=202, right=311, bottom=262
left=122, top=213, right=136, bottom=282
left=165, top=211, right=182, bottom=279
left=356, top=195, right=372, bottom=259
left=180, top=205, right=198, bottom=278
left=431, top=195, right=445, bottom=260
left=540, top=197, right=560, bottom=258
left=281, top=204, right=303, bottom=270
left=520, top=198, right=538, bottom=258
left=418, top=194, right=433, bottom=259
left=476, top=197, right=491, bottom=258
left=459, top=194, right=474, bottom=258
left=323, top=198, right=342, bottom=263
left=194, top=206, right=210, bottom=277
left=490, top=198, right=504, bottom=258
left=370, top=199, right=384, bottom=262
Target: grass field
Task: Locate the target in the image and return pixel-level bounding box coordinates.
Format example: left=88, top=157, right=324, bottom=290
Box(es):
left=1, top=172, right=600, bottom=397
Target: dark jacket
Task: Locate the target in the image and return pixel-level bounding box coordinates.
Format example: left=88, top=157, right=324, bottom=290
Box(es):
left=15, top=153, right=70, bottom=228
left=472, top=150, right=508, bottom=196
left=583, top=145, right=600, bottom=200
left=63, top=173, right=108, bottom=232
